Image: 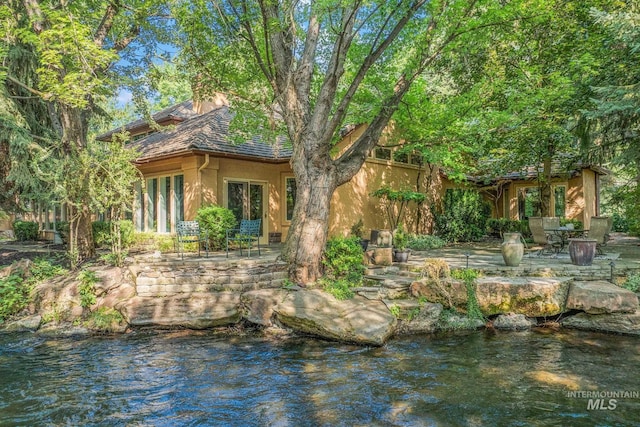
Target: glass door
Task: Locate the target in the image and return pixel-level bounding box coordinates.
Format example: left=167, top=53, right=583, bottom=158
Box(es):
left=226, top=180, right=267, bottom=240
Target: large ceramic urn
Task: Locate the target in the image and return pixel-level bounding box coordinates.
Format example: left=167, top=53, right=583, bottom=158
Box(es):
left=568, top=238, right=597, bottom=266
left=501, top=232, right=524, bottom=266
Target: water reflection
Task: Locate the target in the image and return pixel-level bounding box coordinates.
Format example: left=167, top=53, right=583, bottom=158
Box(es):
left=0, top=329, right=638, bottom=426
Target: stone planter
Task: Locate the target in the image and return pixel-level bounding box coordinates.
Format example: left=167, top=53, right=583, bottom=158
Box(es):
left=501, top=232, right=524, bottom=266
left=373, top=247, right=393, bottom=266
left=376, top=230, right=393, bottom=247
left=568, top=238, right=597, bottom=266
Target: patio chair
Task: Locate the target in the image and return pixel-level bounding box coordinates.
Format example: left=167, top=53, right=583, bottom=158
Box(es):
left=588, top=216, right=612, bottom=255
left=226, top=219, right=261, bottom=257
left=528, top=217, right=562, bottom=255
left=176, top=221, right=209, bottom=260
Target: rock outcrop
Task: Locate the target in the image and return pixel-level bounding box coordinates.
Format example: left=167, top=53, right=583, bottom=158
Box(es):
left=475, top=277, right=572, bottom=317
left=562, top=311, right=640, bottom=336
left=566, top=281, right=639, bottom=314
left=119, top=292, right=242, bottom=329
left=274, top=289, right=397, bottom=346
left=492, top=313, right=536, bottom=330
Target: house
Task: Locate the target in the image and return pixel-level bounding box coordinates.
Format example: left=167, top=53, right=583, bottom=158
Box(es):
left=84, top=99, right=607, bottom=242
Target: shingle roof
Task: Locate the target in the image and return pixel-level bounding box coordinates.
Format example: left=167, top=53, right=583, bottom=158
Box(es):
left=128, top=106, right=292, bottom=162
left=96, top=100, right=199, bottom=141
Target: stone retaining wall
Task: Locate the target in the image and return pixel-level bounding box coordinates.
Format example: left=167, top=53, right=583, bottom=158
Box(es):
left=132, top=260, right=288, bottom=297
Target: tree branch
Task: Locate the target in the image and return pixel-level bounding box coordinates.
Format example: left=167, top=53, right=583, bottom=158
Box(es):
left=94, top=0, right=121, bottom=47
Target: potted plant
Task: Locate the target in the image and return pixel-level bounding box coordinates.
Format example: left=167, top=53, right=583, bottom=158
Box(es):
left=350, top=219, right=369, bottom=251
left=393, top=224, right=410, bottom=262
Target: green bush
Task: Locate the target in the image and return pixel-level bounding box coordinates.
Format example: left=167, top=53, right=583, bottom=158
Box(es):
left=319, top=278, right=355, bottom=300
left=91, top=220, right=134, bottom=249
left=406, top=234, right=446, bottom=250
left=612, top=213, right=629, bottom=232
left=196, top=205, right=238, bottom=250
left=13, top=220, right=39, bottom=241
left=433, top=189, right=491, bottom=242
left=0, top=274, right=30, bottom=322
left=77, top=270, right=98, bottom=308
left=622, top=274, right=640, bottom=293
left=92, top=221, right=111, bottom=247
left=322, top=236, right=364, bottom=283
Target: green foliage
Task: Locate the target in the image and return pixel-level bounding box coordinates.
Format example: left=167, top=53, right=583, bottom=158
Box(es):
left=621, top=274, right=640, bottom=293
left=487, top=219, right=531, bottom=239
left=350, top=219, right=365, bottom=238
left=393, top=224, right=408, bottom=251
left=0, top=257, right=66, bottom=322
left=0, top=274, right=29, bottom=322
left=559, top=218, right=584, bottom=230
left=451, top=269, right=484, bottom=321
left=611, top=213, right=629, bottom=233
left=434, top=190, right=491, bottom=242
left=91, top=220, right=134, bottom=249
left=196, top=204, right=237, bottom=250
left=77, top=270, right=98, bottom=308
left=322, top=236, right=364, bottom=283
left=30, top=258, right=66, bottom=282
left=84, top=307, right=125, bottom=333
left=370, top=187, right=426, bottom=230
left=92, top=221, right=111, bottom=248
left=407, top=234, right=446, bottom=251
left=320, top=278, right=355, bottom=301
left=389, top=304, right=401, bottom=318
left=12, top=220, right=39, bottom=241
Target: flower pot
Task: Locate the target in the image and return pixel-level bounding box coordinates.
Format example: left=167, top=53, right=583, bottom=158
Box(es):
left=393, top=249, right=410, bottom=263
left=359, top=239, right=370, bottom=251
left=568, top=238, right=597, bottom=266
left=501, top=232, right=524, bottom=266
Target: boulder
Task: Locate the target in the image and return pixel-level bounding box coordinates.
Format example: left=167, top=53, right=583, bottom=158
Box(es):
left=372, top=248, right=393, bottom=266
left=492, top=313, right=536, bottom=330
left=566, top=281, right=638, bottom=314
left=274, top=289, right=397, bottom=346
left=1, top=314, right=42, bottom=333
left=475, top=277, right=572, bottom=317
left=118, top=292, right=241, bottom=329
left=389, top=299, right=443, bottom=335
left=562, top=312, right=640, bottom=336
left=410, top=278, right=467, bottom=308
left=0, top=258, right=32, bottom=279
left=241, top=289, right=291, bottom=326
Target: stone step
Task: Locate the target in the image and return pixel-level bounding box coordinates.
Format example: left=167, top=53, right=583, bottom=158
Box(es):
left=566, top=280, right=639, bottom=314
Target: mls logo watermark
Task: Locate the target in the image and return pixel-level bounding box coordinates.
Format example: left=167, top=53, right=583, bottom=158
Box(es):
left=566, top=390, right=639, bottom=410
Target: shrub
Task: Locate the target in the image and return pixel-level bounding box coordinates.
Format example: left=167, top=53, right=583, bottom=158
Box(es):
left=319, top=278, right=355, bottom=300
left=433, top=189, right=491, bottom=242
left=612, top=213, right=629, bottom=232
left=451, top=268, right=484, bottom=321
left=92, top=221, right=111, bottom=247
left=0, top=274, right=29, bottom=322
left=621, top=274, right=640, bottom=293
left=196, top=205, right=237, bottom=250
left=407, top=234, right=446, bottom=250
left=322, top=236, right=364, bottom=283
left=91, top=220, right=134, bottom=249
left=13, top=220, right=39, bottom=241
left=77, top=270, right=98, bottom=308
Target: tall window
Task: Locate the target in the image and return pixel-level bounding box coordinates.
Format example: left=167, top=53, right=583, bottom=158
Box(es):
left=146, top=178, right=158, bottom=231
left=554, top=185, right=566, bottom=217
left=517, top=187, right=541, bottom=220
left=174, top=175, right=184, bottom=224
left=286, top=177, right=297, bottom=221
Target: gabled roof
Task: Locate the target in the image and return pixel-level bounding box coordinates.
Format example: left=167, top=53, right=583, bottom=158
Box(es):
left=465, top=159, right=609, bottom=186
left=129, top=106, right=292, bottom=163
left=96, top=100, right=199, bottom=141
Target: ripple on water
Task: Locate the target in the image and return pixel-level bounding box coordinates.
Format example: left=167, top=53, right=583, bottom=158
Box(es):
left=0, top=330, right=639, bottom=426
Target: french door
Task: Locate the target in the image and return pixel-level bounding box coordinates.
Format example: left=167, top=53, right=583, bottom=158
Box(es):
left=226, top=179, right=267, bottom=241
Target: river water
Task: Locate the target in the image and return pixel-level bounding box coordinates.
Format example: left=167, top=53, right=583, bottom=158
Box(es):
left=0, top=329, right=638, bottom=426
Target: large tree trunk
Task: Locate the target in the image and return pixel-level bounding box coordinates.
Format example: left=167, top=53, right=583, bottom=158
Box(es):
left=282, top=162, right=337, bottom=285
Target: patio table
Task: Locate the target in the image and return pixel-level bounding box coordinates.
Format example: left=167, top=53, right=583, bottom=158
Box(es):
left=544, top=228, right=589, bottom=253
